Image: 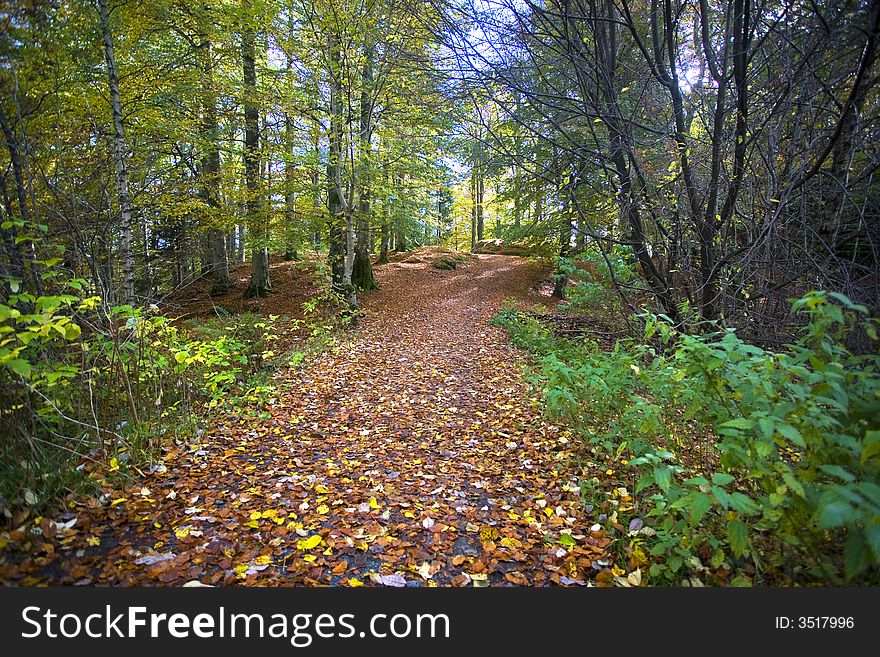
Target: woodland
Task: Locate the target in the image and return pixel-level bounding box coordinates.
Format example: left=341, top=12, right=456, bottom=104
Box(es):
left=0, top=0, right=879, bottom=586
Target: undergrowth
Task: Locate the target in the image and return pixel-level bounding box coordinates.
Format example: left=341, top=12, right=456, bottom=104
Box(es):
left=492, top=291, right=880, bottom=585
left=1, top=258, right=350, bottom=518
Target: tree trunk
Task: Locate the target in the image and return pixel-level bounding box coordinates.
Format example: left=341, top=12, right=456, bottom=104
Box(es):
left=378, top=222, right=390, bottom=264
left=283, top=32, right=298, bottom=261
left=0, top=171, right=26, bottom=293
left=553, top=176, right=573, bottom=300
left=352, top=43, right=377, bottom=292
left=98, top=0, right=134, bottom=302
left=393, top=174, right=406, bottom=253
left=199, top=38, right=231, bottom=296
left=327, top=34, right=346, bottom=290
left=476, top=143, right=484, bottom=241
left=241, top=4, right=270, bottom=299
left=0, top=105, right=40, bottom=298
left=470, top=168, right=477, bottom=251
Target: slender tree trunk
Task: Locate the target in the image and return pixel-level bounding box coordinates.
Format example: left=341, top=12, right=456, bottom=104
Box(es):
left=327, top=33, right=346, bottom=292
left=475, top=140, right=484, bottom=242
left=0, top=171, right=25, bottom=292
left=0, top=106, right=39, bottom=298
left=476, top=172, right=484, bottom=242
left=376, top=163, right=390, bottom=264
left=241, top=3, right=270, bottom=299
left=283, top=32, right=299, bottom=261
left=513, top=170, right=522, bottom=229
left=553, top=174, right=573, bottom=300
left=199, top=38, right=231, bottom=296
left=378, top=222, right=390, bottom=264
left=352, top=43, right=377, bottom=291
left=98, top=0, right=134, bottom=302
left=470, top=168, right=477, bottom=251
left=393, top=174, right=406, bottom=252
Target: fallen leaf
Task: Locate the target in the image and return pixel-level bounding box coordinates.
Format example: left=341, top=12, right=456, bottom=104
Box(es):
left=380, top=574, right=407, bottom=587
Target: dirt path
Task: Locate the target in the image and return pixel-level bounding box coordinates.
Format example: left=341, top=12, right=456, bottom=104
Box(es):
left=3, top=255, right=611, bottom=586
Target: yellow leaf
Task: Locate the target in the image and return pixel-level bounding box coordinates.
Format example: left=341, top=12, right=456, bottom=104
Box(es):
left=627, top=568, right=642, bottom=586
left=544, top=508, right=553, bottom=517
left=302, top=554, right=317, bottom=563
left=234, top=564, right=249, bottom=579
left=508, top=511, right=520, bottom=520
left=404, top=510, right=415, bottom=518
left=369, top=497, right=380, bottom=509
left=254, top=555, right=271, bottom=566
left=260, top=509, right=278, bottom=519
left=87, top=536, right=100, bottom=546
left=175, top=526, right=191, bottom=539
left=109, top=458, right=119, bottom=471
left=468, top=573, right=489, bottom=587
left=297, top=534, right=323, bottom=551
left=250, top=511, right=262, bottom=521
left=110, top=498, right=127, bottom=507
left=246, top=520, right=259, bottom=529
left=314, top=484, right=329, bottom=494
left=317, top=504, right=330, bottom=515
left=347, top=578, right=364, bottom=587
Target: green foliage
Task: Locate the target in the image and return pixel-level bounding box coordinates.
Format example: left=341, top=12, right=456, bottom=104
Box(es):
left=557, top=248, right=636, bottom=313
left=0, top=265, right=341, bottom=513
left=493, top=291, right=880, bottom=584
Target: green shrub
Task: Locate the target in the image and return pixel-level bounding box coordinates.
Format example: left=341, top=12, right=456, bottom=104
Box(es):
left=557, top=248, right=636, bottom=312
left=493, top=291, right=880, bottom=584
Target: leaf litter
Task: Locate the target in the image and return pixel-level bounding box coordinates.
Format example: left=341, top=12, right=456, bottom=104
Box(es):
left=0, top=253, right=618, bottom=586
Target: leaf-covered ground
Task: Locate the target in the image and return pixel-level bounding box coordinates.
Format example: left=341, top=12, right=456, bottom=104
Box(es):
left=1, top=254, right=614, bottom=586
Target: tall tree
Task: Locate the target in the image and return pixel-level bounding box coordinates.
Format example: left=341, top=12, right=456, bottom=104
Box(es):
left=242, top=0, right=270, bottom=299
left=352, top=40, right=378, bottom=291
left=98, top=0, right=134, bottom=302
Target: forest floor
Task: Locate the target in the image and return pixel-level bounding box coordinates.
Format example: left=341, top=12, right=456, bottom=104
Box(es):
left=1, top=251, right=616, bottom=586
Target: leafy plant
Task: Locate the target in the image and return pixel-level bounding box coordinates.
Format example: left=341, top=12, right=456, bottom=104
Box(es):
left=493, top=291, right=880, bottom=584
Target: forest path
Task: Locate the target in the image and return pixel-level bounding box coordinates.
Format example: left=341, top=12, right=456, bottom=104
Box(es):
left=8, top=254, right=611, bottom=586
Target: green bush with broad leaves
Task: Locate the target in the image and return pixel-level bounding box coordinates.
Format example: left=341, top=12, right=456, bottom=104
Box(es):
left=492, top=291, right=880, bottom=584
left=1, top=247, right=338, bottom=514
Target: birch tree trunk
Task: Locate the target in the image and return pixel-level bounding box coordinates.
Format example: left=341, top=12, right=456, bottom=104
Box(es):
left=98, top=0, right=134, bottom=302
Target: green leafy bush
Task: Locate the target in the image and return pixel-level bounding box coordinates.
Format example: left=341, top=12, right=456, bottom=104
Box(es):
left=494, top=291, right=880, bottom=584
left=557, top=248, right=636, bottom=312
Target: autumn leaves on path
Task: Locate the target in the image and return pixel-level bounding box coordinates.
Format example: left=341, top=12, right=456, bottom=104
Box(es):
left=5, top=255, right=611, bottom=586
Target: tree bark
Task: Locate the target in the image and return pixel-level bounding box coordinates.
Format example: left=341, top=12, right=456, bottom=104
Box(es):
left=352, top=43, right=377, bottom=291
left=98, top=0, right=134, bottom=302
left=327, top=33, right=346, bottom=291
left=199, top=37, right=231, bottom=296
left=241, top=3, right=270, bottom=299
